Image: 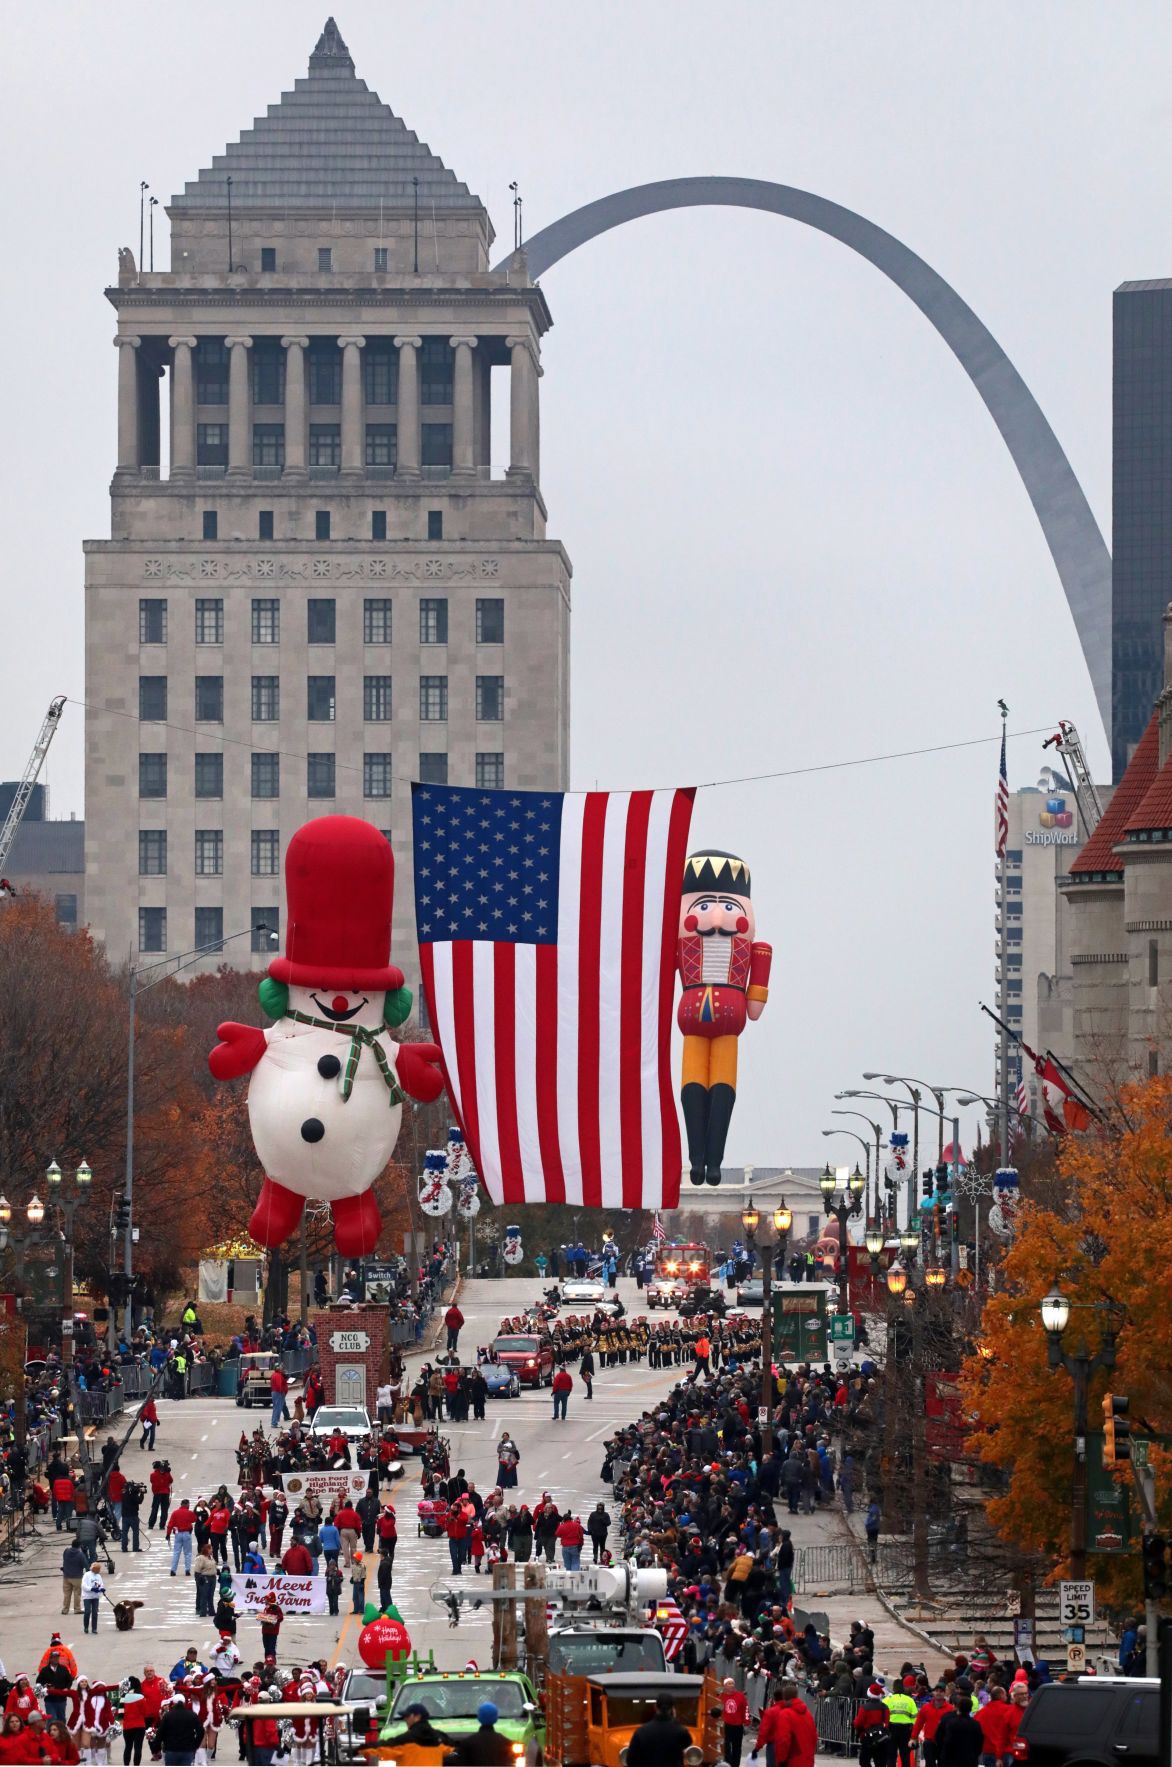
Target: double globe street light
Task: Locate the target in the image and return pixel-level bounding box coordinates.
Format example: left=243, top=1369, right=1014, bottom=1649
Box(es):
left=1041, top=1283, right=1123, bottom=1581
left=741, top=1194, right=791, bottom=1458
left=820, top=1162, right=864, bottom=1311
left=0, top=1159, right=92, bottom=1359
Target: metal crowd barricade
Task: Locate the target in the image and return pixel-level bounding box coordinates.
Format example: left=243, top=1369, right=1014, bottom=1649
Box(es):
left=794, top=1543, right=870, bottom=1594
left=812, top=1695, right=861, bottom=1755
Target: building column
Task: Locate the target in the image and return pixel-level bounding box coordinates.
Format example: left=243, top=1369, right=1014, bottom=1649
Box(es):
left=281, top=335, right=309, bottom=480
left=225, top=334, right=253, bottom=480
left=338, top=334, right=367, bottom=478
left=506, top=334, right=540, bottom=481
left=114, top=335, right=141, bottom=475
left=450, top=336, right=478, bottom=478
left=394, top=335, right=422, bottom=479
left=168, top=336, right=198, bottom=482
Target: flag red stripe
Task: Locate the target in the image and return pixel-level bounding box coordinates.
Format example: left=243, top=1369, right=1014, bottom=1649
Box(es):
left=449, top=940, right=483, bottom=1187
left=657, top=788, right=696, bottom=1205
left=493, top=944, right=524, bottom=1207
left=618, top=792, right=652, bottom=1212
left=534, top=943, right=566, bottom=1204
left=576, top=794, right=607, bottom=1210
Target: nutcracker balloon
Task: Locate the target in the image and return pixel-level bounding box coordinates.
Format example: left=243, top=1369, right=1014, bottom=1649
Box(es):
left=677, top=849, right=772, bottom=1186
left=208, top=817, right=445, bottom=1257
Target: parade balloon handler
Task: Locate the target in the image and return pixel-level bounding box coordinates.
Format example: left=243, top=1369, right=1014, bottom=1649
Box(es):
left=676, top=850, right=771, bottom=1186
left=208, top=817, right=445, bottom=1256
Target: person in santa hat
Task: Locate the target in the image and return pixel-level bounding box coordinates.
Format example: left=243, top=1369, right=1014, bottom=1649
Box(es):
left=209, top=816, right=445, bottom=1256
left=72, top=1679, right=114, bottom=1765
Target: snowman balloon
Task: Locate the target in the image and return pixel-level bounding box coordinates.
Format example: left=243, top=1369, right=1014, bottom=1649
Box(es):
left=208, top=817, right=445, bottom=1256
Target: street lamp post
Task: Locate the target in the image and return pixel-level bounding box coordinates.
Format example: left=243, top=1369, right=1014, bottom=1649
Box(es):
left=831, top=1109, right=884, bottom=1219
left=821, top=1130, right=871, bottom=1198
left=869, top=1074, right=947, bottom=1163
left=819, top=1163, right=864, bottom=1312
left=44, top=1159, right=91, bottom=1359
left=741, top=1194, right=791, bottom=1457
left=1041, top=1285, right=1121, bottom=1581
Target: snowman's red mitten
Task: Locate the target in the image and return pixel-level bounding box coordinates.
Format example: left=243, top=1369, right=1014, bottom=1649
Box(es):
left=208, top=1021, right=269, bottom=1080
left=395, top=1042, right=445, bottom=1103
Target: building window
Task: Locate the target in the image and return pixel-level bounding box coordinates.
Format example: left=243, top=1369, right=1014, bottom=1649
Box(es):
left=419, top=676, right=448, bottom=721
left=364, top=675, right=392, bottom=721
left=371, top=510, right=387, bottom=541
left=420, top=598, right=448, bottom=645
left=427, top=509, right=443, bottom=541
left=252, top=830, right=279, bottom=876
left=139, top=753, right=167, bottom=799
left=202, top=510, right=218, bottom=541
left=1149, top=1048, right=1160, bottom=1078
left=195, top=906, right=224, bottom=954
left=196, top=340, right=228, bottom=405
left=315, top=509, right=331, bottom=541
left=364, top=598, right=392, bottom=644
left=307, top=675, right=336, bottom=721
left=419, top=752, right=448, bottom=785
left=476, top=752, right=504, bottom=790
left=307, top=753, right=336, bottom=798
left=476, top=598, right=504, bottom=644
left=252, top=909, right=278, bottom=953
left=139, top=676, right=167, bottom=722
left=252, top=424, right=285, bottom=468
left=310, top=425, right=341, bottom=468
left=364, top=342, right=397, bottom=403
left=138, top=830, right=167, bottom=876
left=363, top=753, right=392, bottom=799
left=252, top=753, right=279, bottom=799
left=260, top=246, right=276, bottom=273
left=195, top=598, right=223, bottom=644
left=420, top=338, right=453, bottom=404
left=138, top=907, right=166, bottom=953
left=1007, top=979, right=1023, bottom=996
left=1005, top=928, right=1023, bottom=944
left=1150, top=939, right=1159, bottom=988
left=308, top=339, right=340, bottom=403
left=421, top=423, right=453, bottom=467
left=308, top=598, right=336, bottom=643
left=1007, top=954, right=1022, bottom=970
left=195, top=753, right=223, bottom=799
left=195, top=676, right=224, bottom=722
left=365, top=423, right=397, bottom=468
left=258, top=509, right=274, bottom=540
left=476, top=675, right=504, bottom=721
left=139, top=599, right=167, bottom=645
left=54, top=894, right=77, bottom=929
left=317, top=247, right=333, bottom=273
left=252, top=598, right=280, bottom=644
left=195, top=830, right=223, bottom=876
left=373, top=246, right=389, bottom=273
left=251, top=340, right=285, bottom=405
left=196, top=424, right=228, bottom=467
left=1006, top=849, right=1023, bottom=865
left=251, top=676, right=279, bottom=721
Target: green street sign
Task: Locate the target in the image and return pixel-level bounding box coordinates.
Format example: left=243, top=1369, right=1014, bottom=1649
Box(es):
left=830, top=1316, right=855, bottom=1344
left=772, top=1287, right=828, bottom=1363
left=1086, top=1433, right=1131, bottom=1553
left=1133, top=1438, right=1150, bottom=1469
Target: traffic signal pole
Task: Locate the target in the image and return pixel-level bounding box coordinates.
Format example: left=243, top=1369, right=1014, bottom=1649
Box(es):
left=1132, top=1459, right=1160, bottom=1676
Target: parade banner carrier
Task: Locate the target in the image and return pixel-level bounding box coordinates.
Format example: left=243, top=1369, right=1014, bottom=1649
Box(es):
left=232, top=1573, right=328, bottom=1615
left=413, top=783, right=695, bottom=1210
left=283, top=1470, right=369, bottom=1503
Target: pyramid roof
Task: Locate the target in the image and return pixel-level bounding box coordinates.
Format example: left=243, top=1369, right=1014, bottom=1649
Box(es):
left=1068, top=713, right=1159, bottom=876
left=169, top=19, right=483, bottom=216
left=1124, top=745, right=1172, bottom=835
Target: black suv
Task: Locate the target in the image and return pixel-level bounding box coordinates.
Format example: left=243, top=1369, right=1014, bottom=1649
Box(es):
left=1015, top=1679, right=1158, bottom=1767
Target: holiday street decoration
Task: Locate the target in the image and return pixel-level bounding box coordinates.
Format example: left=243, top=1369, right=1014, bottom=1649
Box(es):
left=986, top=1166, right=1020, bottom=1240
left=677, top=849, right=772, bottom=1186
left=447, top=1124, right=482, bottom=1218
left=358, top=1600, right=411, bottom=1668
left=502, top=1224, right=524, bottom=1265
left=418, top=1150, right=453, bottom=1218
left=208, top=817, right=445, bottom=1257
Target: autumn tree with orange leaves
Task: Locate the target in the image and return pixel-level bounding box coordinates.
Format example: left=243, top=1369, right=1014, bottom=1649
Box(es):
left=959, top=1074, right=1172, bottom=1605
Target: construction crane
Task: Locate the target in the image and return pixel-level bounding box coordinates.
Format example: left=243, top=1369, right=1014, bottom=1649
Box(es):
left=1042, top=719, right=1104, bottom=840
left=0, top=696, right=67, bottom=878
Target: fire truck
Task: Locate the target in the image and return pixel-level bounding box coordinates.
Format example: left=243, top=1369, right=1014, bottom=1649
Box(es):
left=645, top=1242, right=711, bottom=1309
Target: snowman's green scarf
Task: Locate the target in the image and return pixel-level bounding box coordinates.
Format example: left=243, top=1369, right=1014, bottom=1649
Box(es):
left=283, top=1008, right=406, bottom=1106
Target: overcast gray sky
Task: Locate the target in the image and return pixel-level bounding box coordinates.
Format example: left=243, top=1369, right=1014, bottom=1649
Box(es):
left=3, top=1, right=1164, bottom=1172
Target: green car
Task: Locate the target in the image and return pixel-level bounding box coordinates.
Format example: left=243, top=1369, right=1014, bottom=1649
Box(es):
left=378, top=1670, right=544, bottom=1758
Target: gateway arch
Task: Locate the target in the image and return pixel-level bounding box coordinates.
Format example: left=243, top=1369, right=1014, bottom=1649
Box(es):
left=499, top=177, right=1111, bottom=732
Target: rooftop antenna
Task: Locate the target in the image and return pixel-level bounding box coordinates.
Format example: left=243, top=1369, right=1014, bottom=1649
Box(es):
left=412, top=176, right=420, bottom=273
left=509, top=182, right=521, bottom=251
left=148, top=196, right=158, bottom=272
left=226, top=176, right=234, bottom=273
left=139, top=181, right=149, bottom=272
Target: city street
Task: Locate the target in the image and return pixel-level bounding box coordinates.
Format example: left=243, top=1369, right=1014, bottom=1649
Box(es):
left=0, top=1276, right=943, bottom=1685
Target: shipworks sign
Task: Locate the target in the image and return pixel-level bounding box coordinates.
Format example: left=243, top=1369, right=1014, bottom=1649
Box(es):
left=1027, top=794, right=1077, bottom=846
left=1026, top=829, right=1078, bottom=847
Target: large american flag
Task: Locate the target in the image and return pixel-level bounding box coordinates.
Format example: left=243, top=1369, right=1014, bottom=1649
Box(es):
left=995, top=722, right=1009, bottom=858
left=412, top=783, right=695, bottom=1210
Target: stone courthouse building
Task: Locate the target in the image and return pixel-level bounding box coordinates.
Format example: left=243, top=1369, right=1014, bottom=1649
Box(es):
left=84, top=19, right=570, bottom=989
left=1061, top=605, right=1172, bottom=1087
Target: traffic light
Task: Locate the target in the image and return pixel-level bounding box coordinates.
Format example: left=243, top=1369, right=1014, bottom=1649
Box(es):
left=921, top=1171, right=934, bottom=1199
left=934, top=1164, right=948, bottom=1194
left=1142, top=1533, right=1167, bottom=1602
left=1102, top=1393, right=1131, bottom=1465
left=113, top=1196, right=131, bottom=1235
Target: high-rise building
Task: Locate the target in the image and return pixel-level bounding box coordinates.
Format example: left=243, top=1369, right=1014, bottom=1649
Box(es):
left=84, top=20, right=571, bottom=991
left=1112, top=280, right=1172, bottom=781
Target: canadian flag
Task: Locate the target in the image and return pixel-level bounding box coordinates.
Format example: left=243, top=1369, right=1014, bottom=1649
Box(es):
left=1038, top=1055, right=1092, bottom=1134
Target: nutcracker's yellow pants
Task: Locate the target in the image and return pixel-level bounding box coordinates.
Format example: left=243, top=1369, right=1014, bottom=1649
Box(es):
left=681, top=1034, right=739, bottom=1091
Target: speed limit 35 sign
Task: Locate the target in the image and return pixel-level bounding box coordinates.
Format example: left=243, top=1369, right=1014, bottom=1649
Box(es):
left=1059, top=1581, right=1096, bottom=1625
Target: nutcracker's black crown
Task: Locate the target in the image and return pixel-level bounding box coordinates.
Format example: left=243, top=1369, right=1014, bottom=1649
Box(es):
left=682, top=850, right=751, bottom=896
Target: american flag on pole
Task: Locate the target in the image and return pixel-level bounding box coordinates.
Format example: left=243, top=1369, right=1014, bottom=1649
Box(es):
left=651, top=1213, right=667, bottom=1244
left=412, top=783, right=695, bottom=1210
left=1015, top=1078, right=1030, bottom=1120
left=995, top=722, right=1009, bottom=858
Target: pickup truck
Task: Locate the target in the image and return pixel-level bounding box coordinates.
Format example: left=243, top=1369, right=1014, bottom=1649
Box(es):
left=491, top=1332, right=555, bottom=1387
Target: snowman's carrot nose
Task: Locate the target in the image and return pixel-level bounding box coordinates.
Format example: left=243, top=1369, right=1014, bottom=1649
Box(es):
left=332, top=995, right=349, bottom=1013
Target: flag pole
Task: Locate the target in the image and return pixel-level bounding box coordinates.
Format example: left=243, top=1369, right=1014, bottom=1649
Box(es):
left=997, top=701, right=1011, bottom=1165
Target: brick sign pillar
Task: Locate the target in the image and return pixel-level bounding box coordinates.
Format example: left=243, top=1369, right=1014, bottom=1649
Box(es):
left=313, top=1307, right=389, bottom=1411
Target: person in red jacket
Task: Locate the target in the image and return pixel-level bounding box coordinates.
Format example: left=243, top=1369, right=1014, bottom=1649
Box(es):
left=849, top=1685, right=891, bottom=1767
left=552, top=1365, right=573, bottom=1422
left=0, top=1717, right=30, bottom=1765
left=976, top=1687, right=1016, bottom=1767
left=718, top=1680, right=750, bottom=1767
left=282, top=1538, right=314, bottom=1576
left=446, top=1503, right=470, bottom=1576
left=912, top=1686, right=952, bottom=1767
left=41, top=1716, right=81, bottom=1764
left=139, top=1395, right=159, bottom=1452
left=248, top=1699, right=282, bottom=1765
left=148, top=1460, right=172, bottom=1530
left=259, top=1595, right=284, bottom=1659
left=334, top=1502, right=362, bottom=1566
left=52, top=1472, right=75, bottom=1532
left=166, top=1500, right=196, bottom=1575
left=4, top=1677, right=39, bottom=1722
left=269, top=1366, right=290, bottom=1431
left=555, top=1513, right=585, bottom=1571
left=208, top=1501, right=233, bottom=1564
left=444, top=1304, right=465, bottom=1353
left=376, top=1502, right=398, bottom=1572
left=139, top=1666, right=168, bottom=1730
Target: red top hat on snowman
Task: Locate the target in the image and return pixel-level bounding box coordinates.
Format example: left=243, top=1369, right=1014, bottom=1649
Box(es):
left=268, top=816, right=405, bottom=993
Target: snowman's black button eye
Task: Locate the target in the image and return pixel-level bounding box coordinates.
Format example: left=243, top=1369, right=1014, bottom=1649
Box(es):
left=317, top=1055, right=342, bottom=1079
left=300, top=1118, right=325, bottom=1143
